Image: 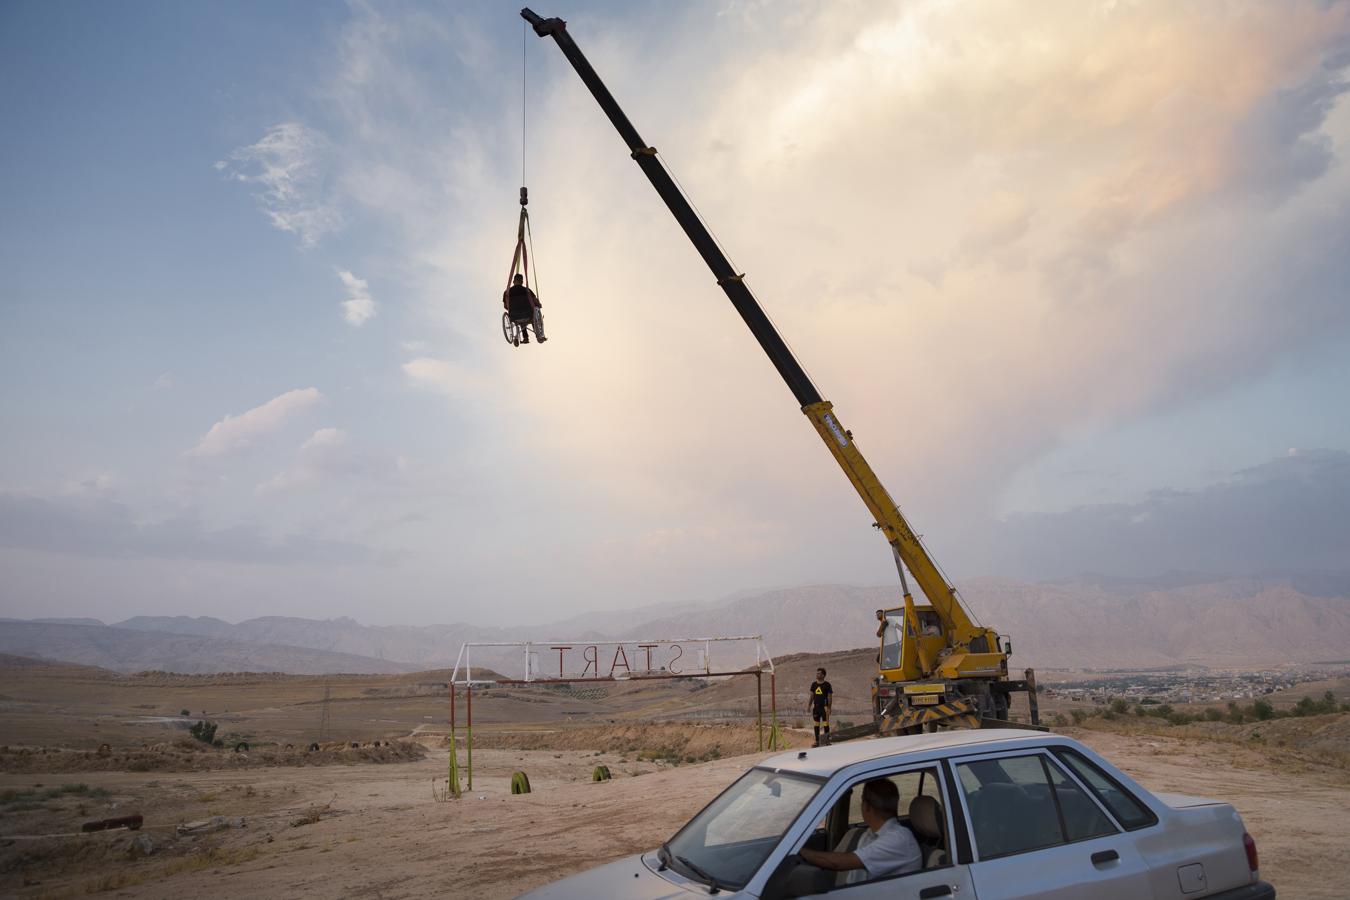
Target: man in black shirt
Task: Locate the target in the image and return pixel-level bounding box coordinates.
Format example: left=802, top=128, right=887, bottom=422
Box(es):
left=808, top=667, right=833, bottom=747
left=503, top=273, right=546, bottom=343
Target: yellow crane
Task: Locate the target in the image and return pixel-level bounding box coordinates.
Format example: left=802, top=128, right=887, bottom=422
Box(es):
left=521, top=9, right=1041, bottom=735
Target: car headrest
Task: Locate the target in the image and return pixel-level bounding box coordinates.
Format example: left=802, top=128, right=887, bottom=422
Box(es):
left=908, top=794, right=943, bottom=841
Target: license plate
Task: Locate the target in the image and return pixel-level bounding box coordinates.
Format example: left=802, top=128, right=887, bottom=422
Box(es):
left=912, top=695, right=941, bottom=706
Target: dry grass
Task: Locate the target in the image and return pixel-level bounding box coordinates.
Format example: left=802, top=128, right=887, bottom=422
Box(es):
left=290, top=797, right=334, bottom=828
left=471, top=722, right=805, bottom=758
left=82, top=844, right=266, bottom=894
left=1079, top=712, right=1350, bottom=782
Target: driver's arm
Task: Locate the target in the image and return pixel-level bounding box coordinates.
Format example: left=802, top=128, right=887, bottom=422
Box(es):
left=799, top=847, right=863, bottom=872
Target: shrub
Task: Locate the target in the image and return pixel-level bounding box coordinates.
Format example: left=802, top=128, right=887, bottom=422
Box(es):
left=1252, top=699, right=1275, bottom=721
left=1291, top=692, right=1339, bottom=718
left=1109, top=699, right=1130, bottom=715
left=189, top=721, right=218, bottom=745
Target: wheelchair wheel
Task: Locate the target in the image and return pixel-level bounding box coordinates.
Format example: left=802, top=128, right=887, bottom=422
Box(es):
left=502, top=312, right=519, bottom=346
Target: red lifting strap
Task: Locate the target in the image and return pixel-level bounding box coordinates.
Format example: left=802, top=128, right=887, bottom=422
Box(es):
left=508, top=206, right=530, bottom=288
left=507, top=186, right=538, bottom=296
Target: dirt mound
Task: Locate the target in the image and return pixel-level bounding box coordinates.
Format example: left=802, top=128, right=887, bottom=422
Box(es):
left=472, top=722, right=807, bottom=759
left=0, top=740, right=426, bottom=774
left=1212, top=713, right=1350, bottom=767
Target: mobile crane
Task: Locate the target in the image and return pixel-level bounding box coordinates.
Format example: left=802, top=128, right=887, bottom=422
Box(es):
left=521, top=8, right=1040, bottom=734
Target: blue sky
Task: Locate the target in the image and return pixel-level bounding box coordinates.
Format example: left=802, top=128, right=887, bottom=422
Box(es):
left=2, top=0, right=1349, bottom=626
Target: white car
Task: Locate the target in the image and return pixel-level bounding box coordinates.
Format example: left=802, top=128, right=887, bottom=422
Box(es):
left=520, top=729, right=1273, bottom=899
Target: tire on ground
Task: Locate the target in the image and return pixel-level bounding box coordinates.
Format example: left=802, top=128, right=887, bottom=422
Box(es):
left=511, top=771, right=532, bottom=794
left=592, top=765, right=611, bottom=781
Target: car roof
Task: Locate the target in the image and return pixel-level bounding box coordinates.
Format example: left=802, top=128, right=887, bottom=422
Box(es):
left=759, top=729, right=1060, bottom=778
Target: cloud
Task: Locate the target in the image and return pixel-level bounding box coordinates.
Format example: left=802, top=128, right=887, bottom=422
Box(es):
left=217, top=122, right=343, bottom=248
left=401, top=357, right=484, bottom=397
left=152, top=372, right=174, bottom=391
left=256, top=427, right=399, bottom=494
left=0, top=490, right=370, bottom=566
left=337, top=269, right=377, bottom=326
left=960, top=450, right=1350, bottom=579
left=125, top=0, right=1347, bottom=622
left=187, top=388, right=323, bottom=458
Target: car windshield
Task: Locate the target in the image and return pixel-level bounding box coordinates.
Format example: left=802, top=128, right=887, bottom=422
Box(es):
left=665, top=767, right=820, bottom=889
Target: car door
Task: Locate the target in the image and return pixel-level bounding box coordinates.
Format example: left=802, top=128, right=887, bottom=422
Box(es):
left=770, top=763, right=977, bottom=900
left=951, top=750, right=1152, bottom=900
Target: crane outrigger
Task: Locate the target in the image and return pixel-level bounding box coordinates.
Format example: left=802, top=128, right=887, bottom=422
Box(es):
left=520, top=8, right=1040, bottom=735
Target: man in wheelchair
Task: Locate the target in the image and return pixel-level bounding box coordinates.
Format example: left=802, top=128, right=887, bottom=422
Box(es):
left=798, top=779, right=922, bottom=885
left=503, top=273, right=546, bottom=344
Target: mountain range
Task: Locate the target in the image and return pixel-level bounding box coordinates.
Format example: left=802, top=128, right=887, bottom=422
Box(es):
left=2, top=573, right=1347, bottom=674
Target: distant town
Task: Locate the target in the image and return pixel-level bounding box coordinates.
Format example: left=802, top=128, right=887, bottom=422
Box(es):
left=1043, top=664, right=1350, bottom=707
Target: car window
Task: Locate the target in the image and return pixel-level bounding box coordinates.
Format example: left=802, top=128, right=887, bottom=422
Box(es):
left=1043, top=755, right=1116, bottom=841
left=847, top=767, right=940, bottom=824
left=957, top=753, right=1124, bottom=860
left=1055, top=748, right=1156, bottom=830
left=667, top=768, right=820, bottom=889
left=957, top=756, right=1065, bottom=859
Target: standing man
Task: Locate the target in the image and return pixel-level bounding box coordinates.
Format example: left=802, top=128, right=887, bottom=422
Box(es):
left=808, top=667, right=833, bottom=747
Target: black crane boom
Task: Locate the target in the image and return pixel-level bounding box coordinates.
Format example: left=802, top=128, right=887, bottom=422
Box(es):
left=520, top=8, right=822, bottom=408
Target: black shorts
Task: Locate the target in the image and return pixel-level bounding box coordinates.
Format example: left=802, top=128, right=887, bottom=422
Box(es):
left=812, top=706, right=830, bottom=723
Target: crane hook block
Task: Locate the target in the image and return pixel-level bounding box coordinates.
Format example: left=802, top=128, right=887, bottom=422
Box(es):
left=520, top=186, right=529, bottom=206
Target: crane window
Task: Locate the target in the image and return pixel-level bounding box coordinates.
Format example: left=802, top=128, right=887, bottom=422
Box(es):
left=916, top=610, right=943, bottom=637
left=881, top=614, right=902, bottom=669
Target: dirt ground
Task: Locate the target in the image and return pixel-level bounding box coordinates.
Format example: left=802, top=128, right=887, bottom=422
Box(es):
left=4, top=657, right=1348, bottom=897
left=2, top=725, right=1347, bottom=899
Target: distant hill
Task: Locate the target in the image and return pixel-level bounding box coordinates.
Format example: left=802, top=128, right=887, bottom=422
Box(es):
left=4, top=574, right=1347, bottom=673
left=628, top=577, right=1350, bottom=668
left=0, top=621, right=419, bottom=675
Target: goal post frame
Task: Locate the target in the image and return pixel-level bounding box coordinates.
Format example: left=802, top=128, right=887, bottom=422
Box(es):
left=445, top=635, right=780, bottom=792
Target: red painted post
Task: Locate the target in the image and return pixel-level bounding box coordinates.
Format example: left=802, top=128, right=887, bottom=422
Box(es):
left=756, top=670, right=764, bottom=751
left=770, top=672, right=779, bottom=749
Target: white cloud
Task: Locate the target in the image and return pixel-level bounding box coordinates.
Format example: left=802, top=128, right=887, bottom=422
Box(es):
left=258, top=427, right=348, bottom=493
left=188, top=388, right=324, bottom=458
left=401, top=357, right=484, bottom=397
left=337, top=269, right=377, bottom=326
left=217, top=122, right=342, bottom=248
left=152, top=371, right=174, bottom=391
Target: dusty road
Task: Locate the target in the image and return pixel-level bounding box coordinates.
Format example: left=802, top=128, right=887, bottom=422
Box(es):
left=4, top=728, right=1346, bottom=899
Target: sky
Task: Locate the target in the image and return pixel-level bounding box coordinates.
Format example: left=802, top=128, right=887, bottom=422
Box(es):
left=2, top=0, right=1349, bottom=627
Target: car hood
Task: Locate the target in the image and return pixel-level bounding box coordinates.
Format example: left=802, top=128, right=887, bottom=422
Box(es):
left=516, top=852, right=710, bottom=900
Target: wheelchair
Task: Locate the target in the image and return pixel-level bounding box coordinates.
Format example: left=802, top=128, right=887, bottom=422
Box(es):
left=503, top=309, right=545, bottom=347
left=503, top=311, right=527, bottom=347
